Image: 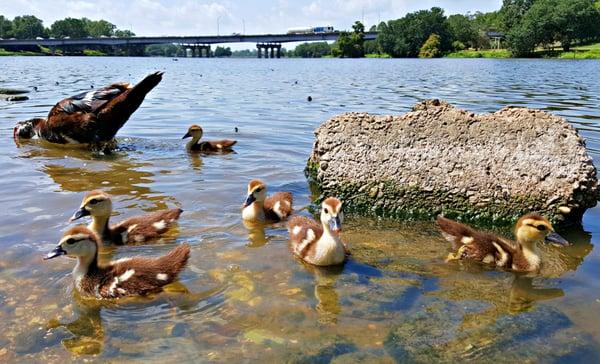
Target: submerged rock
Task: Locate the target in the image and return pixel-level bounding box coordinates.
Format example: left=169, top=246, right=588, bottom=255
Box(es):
left=307, top=100, right=599, bottom=226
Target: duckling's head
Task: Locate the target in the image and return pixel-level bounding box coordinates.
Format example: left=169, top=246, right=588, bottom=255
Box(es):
left=13, top=118, right=44, bottom=140
left=182, top=124, right=203, bottom=140
left=515, top=214, right=569, bottom=246
left=243, top=179, right=267, bottom=207
left=321, top=197, right=343, bottom=234
left=70, top=190, right=112, bottom=221
left=44, top=226, right=99, bottom=260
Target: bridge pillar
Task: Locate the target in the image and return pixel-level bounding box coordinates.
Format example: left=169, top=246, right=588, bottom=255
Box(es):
left=207, top=45, right=212, bottom=57
left=270, top=46, right=274, bottom=59
left=256, top=44, right=262, bottom=58
left=276, top=44, right=281, bottom=58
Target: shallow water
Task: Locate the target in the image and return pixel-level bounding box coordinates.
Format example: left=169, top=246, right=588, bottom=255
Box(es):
left=0, top=57, right=599, bottom=362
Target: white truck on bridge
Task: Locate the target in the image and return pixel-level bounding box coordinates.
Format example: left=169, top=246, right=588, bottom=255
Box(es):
left=287, top=26, right=334, bottom=34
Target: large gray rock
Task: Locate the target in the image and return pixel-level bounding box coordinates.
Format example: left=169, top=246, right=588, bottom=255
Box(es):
left=306, top=100, right=599, bottom=226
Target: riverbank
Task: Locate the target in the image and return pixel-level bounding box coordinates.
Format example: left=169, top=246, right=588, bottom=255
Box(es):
left=445, top=42, right=600, bottom=59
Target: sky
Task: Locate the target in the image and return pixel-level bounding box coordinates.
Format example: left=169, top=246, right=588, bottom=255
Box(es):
left=2, top=1, right=502, bottom=36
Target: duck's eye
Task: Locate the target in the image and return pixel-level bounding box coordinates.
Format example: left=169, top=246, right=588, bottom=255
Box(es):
left=255, top=188, right=262, bottom=193
left=536, top=225, right=547, bottom=231
left=66, top=238, right=76, bottom=245
left=89, top=199, right=98, bottom=205
left=324, top=208, right=329, bottom=214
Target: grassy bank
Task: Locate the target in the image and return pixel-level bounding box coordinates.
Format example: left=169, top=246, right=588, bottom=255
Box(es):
left=0, top=48, right=47, bottom=56
left=365, top=53, right=392, bottom=58
left=445, top=49, right=511, bottom=58
left=445, top=42, right=600, bottom=59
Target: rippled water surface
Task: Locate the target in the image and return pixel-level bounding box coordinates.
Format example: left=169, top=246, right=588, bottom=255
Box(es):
left=1, top=57, right=599, bottom=362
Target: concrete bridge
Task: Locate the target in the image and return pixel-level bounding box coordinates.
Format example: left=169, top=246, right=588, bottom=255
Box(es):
left=0, top=32, right=378, bottom=58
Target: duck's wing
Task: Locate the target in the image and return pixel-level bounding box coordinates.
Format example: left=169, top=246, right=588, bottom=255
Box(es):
left=264, top=192, right=293, bottom=220
left=112, top=208, right=183, bottom=244
left=206, top=139, right=237, bottom=149
left=41, top=83, right=131, bottom=143
left=99, top=244, right=190, bottom=298
left=288, top=215, right=323, bottom=259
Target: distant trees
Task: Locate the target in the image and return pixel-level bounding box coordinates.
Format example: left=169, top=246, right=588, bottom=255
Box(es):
left=12, top=15, right=45, bottom=39
left=50, top=18, right=89, bottom=38
left=377, top=7, right=452, bottom=57
left=293, top=42, right=331, bottom=57
left=332, top=21, right=365, bottom=58
left=419, top=33, right=442, bottom=58
left=0, top=15, right=13, bottom=38
left=145, top=44, right=184, bottom=57
left=114, top=29, right=135, bottom=38
left=446, top=14, right=477, bottom=49
left=214, top=46, right=232, bottom=57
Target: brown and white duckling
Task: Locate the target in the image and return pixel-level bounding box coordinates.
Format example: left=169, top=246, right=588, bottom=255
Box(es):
left=44, top=226, right=190, bottom=299
left=70, top=190, right=182, bottom=245
left=182, top=124, right=236, bottom=152
left=241, top=179, right=293, bottom=223
left=288, top=197, right=349, bottom=266
left=437, top=214, right=569, bottom=272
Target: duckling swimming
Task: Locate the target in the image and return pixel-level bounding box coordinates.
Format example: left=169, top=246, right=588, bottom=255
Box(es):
left=182, top=124, right=236, bottom=152
left=241, top=179, right=293, bottom=223
left=44, top=226, right=190, bottom=299
left=288, top=197, right=349, bottom=266
left=437, top=214, right=569, bottom=272
left=70, top=190, right=182, bottom=245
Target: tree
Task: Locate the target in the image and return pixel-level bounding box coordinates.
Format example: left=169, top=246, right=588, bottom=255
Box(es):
left=145, top=44, right=183, bottom=57
left=85, top=19, right=116, bottom=37
left=293, top=42, right=331, bottom=57
left=500, top=0, right=536, bottom=31
left=50, top=18, right=89, bottom=38
left=419, top=33, right=442, bottom=57
left=377, top=7, right=452, bottom=57
left=114, top=29, right=135, bottom=37
left=214, top=46, right=232, bottom=57
left=332, top=21, right=365, bottom=57
left=447, top=14, right=477, bottom=48
left=12, top=15, right=45, bottom=39
left=0, top=15, right=13, bottom=38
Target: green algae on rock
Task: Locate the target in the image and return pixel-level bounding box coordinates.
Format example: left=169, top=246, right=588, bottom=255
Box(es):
left=306, top=100, right=599, bottom=227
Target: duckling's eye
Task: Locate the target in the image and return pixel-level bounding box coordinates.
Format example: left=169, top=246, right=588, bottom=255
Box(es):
left=324, top=208, right=329, bottom=214
left=66, top=238, right=76, bottom=245
left=89, top=199, right=98, bottom=205
left=536, top=225, right=547, bottom=231
left=255, top=188, right=262, bottom=193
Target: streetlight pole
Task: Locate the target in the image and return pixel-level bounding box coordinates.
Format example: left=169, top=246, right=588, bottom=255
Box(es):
left=242, top=19, right=245, bottom=35
left=217, top=16, right=222, bottom=36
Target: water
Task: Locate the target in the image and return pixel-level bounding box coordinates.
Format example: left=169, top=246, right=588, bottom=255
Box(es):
left=0, top=57, right=599, bottom=362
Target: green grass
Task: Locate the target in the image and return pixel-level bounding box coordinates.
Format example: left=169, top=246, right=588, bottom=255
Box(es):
left=365, top=53, right=392, bottom=58
left=0, top=48, right=46, bottom=56
left=445, top=49, right=511, bottom=58
left=83, top=49, right=107, bottom=56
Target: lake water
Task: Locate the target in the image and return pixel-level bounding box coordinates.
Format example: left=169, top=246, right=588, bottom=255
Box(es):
left=0, top=57, right=599, bottom=362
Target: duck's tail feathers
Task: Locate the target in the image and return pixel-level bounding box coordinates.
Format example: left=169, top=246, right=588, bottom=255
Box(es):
left=96, top=71, right=164, bottom=140
left=158, top=243, right=190, bottom=279
left=436, top=215, right=476, bottom=249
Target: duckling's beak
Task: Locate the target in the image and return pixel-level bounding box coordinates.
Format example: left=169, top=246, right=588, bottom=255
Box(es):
left=329, top=216, right=342, bottom=234
left=545, top=231, right=570, bottom=247
left=70, top=207, right=90, bottom=221
left=243, top=194, right=256, bottom=208
left=44, top=245, right=67, bottom=260
left=182, top=132, right=192, bottom=139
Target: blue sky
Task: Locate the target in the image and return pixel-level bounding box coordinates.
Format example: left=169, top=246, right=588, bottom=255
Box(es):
left=2, top=1, right=502, bottom=36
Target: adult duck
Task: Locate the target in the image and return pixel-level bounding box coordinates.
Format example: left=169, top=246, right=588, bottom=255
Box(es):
left=14, top=71, right=163, bottom=145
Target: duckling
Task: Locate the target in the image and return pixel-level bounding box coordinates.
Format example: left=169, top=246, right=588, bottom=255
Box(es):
left=14, top=72, right=163, bottom=144
left=241, top=179, right=293, bottom=223
left=44, top=226, right=190, bottom=299
left=182, top=124, right=236, bottom=152
left=288, top=197, right=349, bottom=266
left=437, top=214, right=569, bottom=272
left=70, top=190, right=182, bottom=245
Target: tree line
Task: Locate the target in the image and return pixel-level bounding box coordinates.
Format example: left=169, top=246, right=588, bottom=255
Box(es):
left=0, top=14, right=134, bottom=39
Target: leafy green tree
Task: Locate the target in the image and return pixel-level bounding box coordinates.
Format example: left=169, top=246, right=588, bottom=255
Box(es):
left=84, top=19, right=116, bottom=37
left=471, top=11, right=503, bottom=32
left=0, top=15, right=13, bottom=38
left=50, top=18, right=89, bottom=38
left=332, top=21, right=365, bottom=57
left=500, top=0, right=536, bottom=31
left=447, top=14, right=477, bottom=48
left=145, top=44, right=183, bottom=57
left=114, top=29, right=135, bottom=37
left=293, top=42, right=331, bottom=57
left=419, top=33, right=442, bottom=57
left=214, top=46, right=232, bottom=57
left=12, top=15, right=45, bottom=39
left=377, top=7, right=452, bottom=57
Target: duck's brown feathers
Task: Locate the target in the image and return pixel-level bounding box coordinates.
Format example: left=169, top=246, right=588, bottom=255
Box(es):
left=437, top=216, right=522, bottom=269
left=189, top=139, right=237, bottom=152
left=80, top=244, right=190, bottom=299
left=288, top=215, right=323, bottom=260
left=29, top=72, right=162, bottom=144
left=264, top=192, right=294, bottom=221
left=107, top=208, right=183, bottom=245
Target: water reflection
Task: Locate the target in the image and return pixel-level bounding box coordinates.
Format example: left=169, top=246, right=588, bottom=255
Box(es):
left=242, top=220, right=267, bottom=247
left=186, top=151, right=203, bottom=171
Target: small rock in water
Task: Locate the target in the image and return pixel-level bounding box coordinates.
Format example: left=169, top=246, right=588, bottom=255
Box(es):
left=90, top=85, right=94, bottom=89
left=234, top=127, right=239, bottom=133
left=4, top=95, right=29, bottom=101
left=307, top=96, right=313, bottom=102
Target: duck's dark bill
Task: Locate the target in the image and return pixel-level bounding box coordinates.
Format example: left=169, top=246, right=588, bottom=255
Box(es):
left=243, top=194, right=256, bottom=208
left=182, top=132, right=191, bottom=139
left=329, top=217, right=342, bottom=233
left=545, top=231, right=570, bottom=246
left=44, top=246, right=67, bottom=260
left=70, top=207, right=90, bottom=221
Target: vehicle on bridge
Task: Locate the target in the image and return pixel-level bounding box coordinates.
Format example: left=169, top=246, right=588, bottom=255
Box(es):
left=287, top=26, right=334, bottom=34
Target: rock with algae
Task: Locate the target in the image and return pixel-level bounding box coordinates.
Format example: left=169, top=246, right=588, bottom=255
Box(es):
left=306, top=100, right=599, bottom=226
